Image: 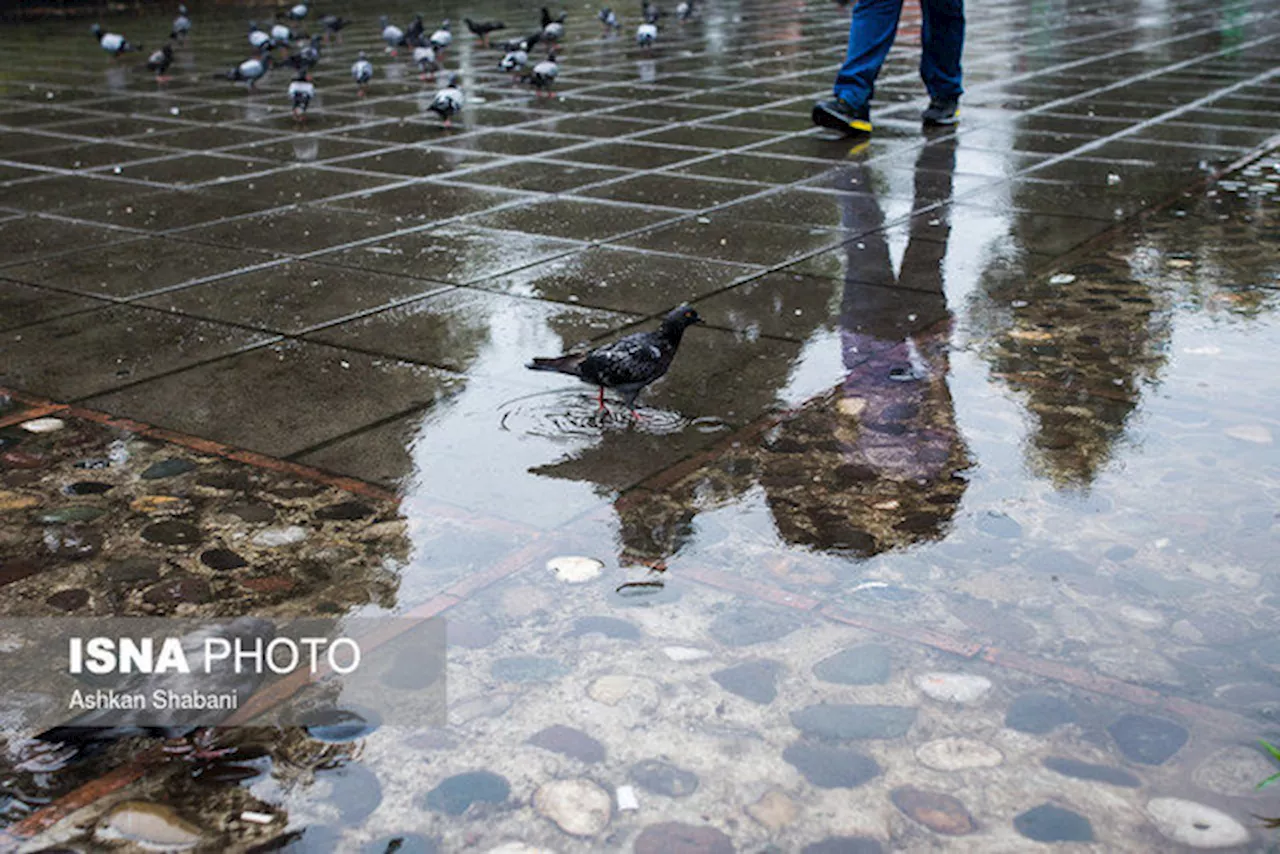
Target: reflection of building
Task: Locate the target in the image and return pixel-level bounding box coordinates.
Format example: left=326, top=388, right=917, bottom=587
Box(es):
left=540, top=140, right=971, bottom=564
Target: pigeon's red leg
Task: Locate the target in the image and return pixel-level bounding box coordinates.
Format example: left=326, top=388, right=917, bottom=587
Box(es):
left=597, top=387, right=606, bottom=410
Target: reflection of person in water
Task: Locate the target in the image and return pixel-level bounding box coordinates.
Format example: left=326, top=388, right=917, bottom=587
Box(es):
left=760, top=137, right=971, bottom=556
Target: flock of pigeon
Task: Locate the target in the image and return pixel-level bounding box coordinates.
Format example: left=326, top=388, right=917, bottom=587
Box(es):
left=90, top=0, right=699, bottom=126
left=89, top=4, right=707, bottom=410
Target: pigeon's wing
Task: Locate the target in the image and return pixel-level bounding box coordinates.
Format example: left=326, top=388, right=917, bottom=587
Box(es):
left=579, top=332, right=670, bottom=388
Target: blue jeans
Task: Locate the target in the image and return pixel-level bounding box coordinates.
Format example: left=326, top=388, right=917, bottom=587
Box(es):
left=834, top=0, right=964, bottom=109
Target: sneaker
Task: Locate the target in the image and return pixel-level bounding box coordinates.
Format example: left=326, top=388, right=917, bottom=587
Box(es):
left=921, top=99, right=960, bottom=126
left=812, top=97, right=872, bottom=136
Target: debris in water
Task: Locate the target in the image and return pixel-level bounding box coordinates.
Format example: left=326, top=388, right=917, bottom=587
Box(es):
left=1048, top=273, right=1076, bottom=284
left=548, top=555, right=604, bottom=583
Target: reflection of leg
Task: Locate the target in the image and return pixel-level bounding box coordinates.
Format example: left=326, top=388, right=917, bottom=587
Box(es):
left=900, top=137, right=955, bottom=295
left=834, top=0, right=904, bottom=108
left=838, top=182, right=894, bottom=369
left=919, top=0, right=964, bottom=101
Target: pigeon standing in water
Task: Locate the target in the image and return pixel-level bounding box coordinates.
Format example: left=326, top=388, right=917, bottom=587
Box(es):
left=145, top=42, right=174, bottom=81
left=541, top=7, right=566, bottom=45
left=288, top=69, right=315, bottom=120
left=430, top=72, right=464, bottom=128
left=287, top=35, right=322, bottom=74
left=218, top=54, right=270, bottom=88
left=598, top=7, right=620, bottom=31
left=677, top=0, right=695, bottom=19
left=500, top=30, right=542, bottom=52
left=636, top=19, right=658, bottom=48
left=527, top=52, right=558, bottom=98
left=380, top=16, right=406, bottom=54
left=412, top=43, right=438, bottom=81
left=405, top=14, right=425, bottom=45
left=91, top=24, right=141, bottom=56
left=248, top=21, right=272, bottom=52
left=270, top=21, right=293, bottom=49
left=320, top=14, right=349, bottom=43
left=499, top=42, right=528, bottom=75
left=429, top=19, right=453, bottom=51
left=170, top=5, right=191, bottom=43
left=351, top=51, right=374, bottom=95
left=465, top=18, right=506, bottom=47
left=527, top=305, right=704, bottom=414
left=288, top=2, right=309, bottom=21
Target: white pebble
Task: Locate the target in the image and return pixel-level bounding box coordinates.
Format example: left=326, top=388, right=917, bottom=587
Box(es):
left=616, top=785, right=639, bottom=811
left=1145, top=798, right=1249, bottom=848
left=251, top=525, right=308, bottom=547
left=662, top=646, right=711, bottom=662
left=547, top=555, right=603, bottom=583
left=240, top=811, right=274, bottom=824
left=914, top=672, right=992, bottom=704
left=1048, top=273, right=1076, bottom=284
left=20, top=417, right=65, bottom=433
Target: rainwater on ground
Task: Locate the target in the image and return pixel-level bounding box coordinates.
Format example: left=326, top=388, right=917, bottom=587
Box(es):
left=1, top=0, right=1280, bottom=850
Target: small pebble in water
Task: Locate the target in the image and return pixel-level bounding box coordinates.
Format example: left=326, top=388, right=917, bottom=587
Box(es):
left=1049, top=273, right=1076, bottom=284
left=20, top=417, right=65, bottom=433
left=547, top=555, right=604, bottom=583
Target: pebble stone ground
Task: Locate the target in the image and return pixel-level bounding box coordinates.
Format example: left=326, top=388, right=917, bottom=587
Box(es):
left=1, top=0, right=1280, bottom=850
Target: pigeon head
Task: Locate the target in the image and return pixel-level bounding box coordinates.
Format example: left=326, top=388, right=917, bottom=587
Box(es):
left=379, top=15, right=389, bottom=26
left=358, top=49, right=368, bottom=59
left=661, top=304, right=704, bottom=337
left=91, top=23, right=102, bottom=36
left=445, top=71, right=461, bottom=87
left=178, top=4, right=188, bottom=13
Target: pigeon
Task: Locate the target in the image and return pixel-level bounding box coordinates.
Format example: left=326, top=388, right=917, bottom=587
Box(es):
left=412, top=43, right=438, bottom=81
left=429, top=19, right=453, bottom=50
left=288, top=69, right=315, bottom=119
left=636, top=20, right=658, bottom=47
left=144, top=42, right=174, bottom=81
left=527, top=52, right=558, bottom=97
left=465, top=18, right=506, bottom=47
left=380, top=16, right=406, bottom=54
left=31, top=618, right=274, bottom=764
left=642, top=0, right=665, bottom=20
left=269, top=22, right=292, bottom=48
left=500, top=30, right=543, bottom=52
left=287, top=35, right=322, bottom=74
left=248, top=21, right=272, bottom=52
left=170, top=4, right=191, bottom=42
left=499, top=43, right=528, bottom=74
left=218, top=54, right=270, bottom=88
left=288, top=2, right=309, bottom=21
left=429, top=72, right=464, bottom=128
left=351, top=51, right=374, bottom=94
left=405, top=14, right=425, bottom=45
left=320, top=14, right=349, bottom=42
left=677, top=0, right=695, bottom=19
left=598, top=7, right=620, bottom=30
left=541, top=7, right=566, bottom=43
left=91, top=24, right=140, bottom=56
left=528, top=305, right=704, bottom=413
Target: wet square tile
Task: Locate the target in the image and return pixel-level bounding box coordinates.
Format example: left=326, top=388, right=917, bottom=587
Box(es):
left=1, top=236, right=278, bottom=298
left=324, top=147, right=495, bottom=177
left=430, top=131, right=587, bottom=156
left=324, top=180, right=528, bottom=225
left=568, top=141, right=707, bottom=170
left=111, top=153, right=274, bottom=186
left=7, top=142, right=172, bottom=171
left=316, top=224, right=581, bottom=285
left=221, top=135, right=387, bottom=164
left=0, top=130, right=79, bottom=157
left=140, top=260, right=452, bottom=333
left=177, top=206, right=406, bottom=255
left=146, top=125, right=282, bottom=152
left=453, top=160, right=628, bottom=193
left=0, top=174, right=146, bottom=214
left=45, top=115, right=188, bottom=139
left=716, top=188, right=900, bottom=229
left=574, top=173, right=767, bottom=209
left=706, top=111, right=810, bottom=131
left=618, top=217, right=844, bottom=266
left=464, top=198, right=676, bottom=242
left=675, top=152, right=839, bottom=184
left=307, top=289, right=632, bottom=373
left=960, top=179, right=1155, bottom=222
left=65, top=187, right=281, bottom=231
left=0, top=305, right=275, bottom=400
left=476, top=245, right=758, bottom=314
left=522, top=114, right=661, bottom=138
left=608, top=102, right=729, bottom=123
left=631, top=125, right=775, bottom=149
left=692, top=271, right=948, bottom=342
left=0, top=106, right=93, bottom=127
left=0, top=216, right=129, bottom=266
left=84, top=339, right=462, bottom=459
left=204, top=166, right=400, bottom=204
left=0, top=279, right=104, bottom=333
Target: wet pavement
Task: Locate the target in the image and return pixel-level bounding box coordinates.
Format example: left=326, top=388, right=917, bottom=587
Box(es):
left=2, top=0, right=1280, bottom=850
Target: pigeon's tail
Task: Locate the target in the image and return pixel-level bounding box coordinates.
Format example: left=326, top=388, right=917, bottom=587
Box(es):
left=527, top=354, right=585, bottom=377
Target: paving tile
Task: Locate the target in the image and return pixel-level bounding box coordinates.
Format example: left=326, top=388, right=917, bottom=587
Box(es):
left=200, top=165, right=400, bottom=204
left=315, top=224, right=582, bottom=285
left=0, top=174, right=147, bottom=214
left=574, top=173, right=767, bottom=209
left=0, top=216, right=130, bottom=266
left=451, top=160, right=628, bottom=193
left=177, top=206, right=407, bottom=255
left=618, top=217, right=845, bottom=267
left=6, top=141, right=174, bottom=171
left=84, top=339, right=461, bottom=458
left=324, top=147, right=495, bottom=177
left=0, top=305, right=274, bottom=400
left=675, top=152, right=843, bottom=184
left=140, top=260, right=452, bottom=333
left=475, top=245, right=758, bottom=314
left=1, top=236, right=278, bottom=298
left=0, top=278, right=104, bottom=332
left=568, top=141, right=708, bottom=170
left=61, top=188, right=280, bottom=231
left=464, top=198, right=677, bottom=242
left=110, top=153, right=275, bottom=186
left=323, top=181, right=529, bottom=224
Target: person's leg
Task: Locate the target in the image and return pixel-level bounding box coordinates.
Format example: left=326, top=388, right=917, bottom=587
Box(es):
left=833, top=0, right=905, bottom=109
left=919, top=0, right=964, bottom=104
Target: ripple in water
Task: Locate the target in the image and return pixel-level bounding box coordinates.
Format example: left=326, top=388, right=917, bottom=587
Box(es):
left=498, top=390, right=727, bottom=438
